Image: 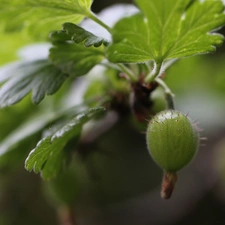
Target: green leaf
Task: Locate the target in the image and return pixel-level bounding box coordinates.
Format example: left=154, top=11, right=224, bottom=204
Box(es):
left=62, top=22, right=110, bottom=47
left=0, top=33, right=34, bottom=65
left=50, top=30, right=72, bottom=43
left=25, top=107, right=106, bottom=180
left=0, top=0, right=93, bottom=38
left=107, top=0, right=225, bottom=63
left=0, top=60, right=68, bottom=107
left=0, top=111, right=61, bottom=157
left=49, top=42, right=105, bottom=76
left=28, top=0, right=93, bottom=15
left=0, top=96, right=100, bottom=158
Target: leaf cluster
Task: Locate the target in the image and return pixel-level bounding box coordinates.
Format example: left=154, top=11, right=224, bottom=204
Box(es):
left=0, top=0, right=225, bottom=181
left=107, top=0, right=225, bottom=63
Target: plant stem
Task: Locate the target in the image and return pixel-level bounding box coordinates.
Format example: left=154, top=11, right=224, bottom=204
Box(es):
left=118, top=63, right=138, bottom=82
left=100, top=62, right=137, bottom=82
left=161, top=171, right=177, bottom=199
left=87, top=12, right=112, bottom=34
left=155, top=77, right=175, bottom=110
left=144, top=61, right=163, bottom=83
left=100, top=61, right=123, bottom=71
left=144, top=61, right=153, bottom=74
left=165, top=92, right=175, bottom=110
left=161, top=59, right=178, bottom=71
left=58, top=205, right=78, bottom=225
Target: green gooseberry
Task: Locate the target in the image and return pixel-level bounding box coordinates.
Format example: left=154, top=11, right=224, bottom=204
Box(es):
left=146, top=110, right=199, bottom=171
left=146, top=110, right=199, bottom=199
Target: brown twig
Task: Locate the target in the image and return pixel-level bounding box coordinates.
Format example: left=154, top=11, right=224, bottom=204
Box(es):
left=58, top=205, right=78, bottom=225
left=161, top=171, right=177, bottom=199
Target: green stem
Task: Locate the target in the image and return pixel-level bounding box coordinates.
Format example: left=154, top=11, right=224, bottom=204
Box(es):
left=100, top=61, right=122, bottom=71
left=144, top=61, right=163, bottom=83
left=162, top=59, right=178, bottom=71
left=155, top=77, right=175, bottom=110
left=117, top=63, right=137, bottom=82
left=165, top=92, right=175, bottom=110
left=144, top=61, right=153, bottom=74
left=100, top=62, right=137, bottom=82
left=117, top=64, right=138, bottom=82
left=87, top=12, right=112, bottom=34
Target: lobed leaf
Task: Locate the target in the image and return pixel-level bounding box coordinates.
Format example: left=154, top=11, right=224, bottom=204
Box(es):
left=50, top=31, right=72, bottom=43
left=107, top=0, right=225, bottom=63
left=0, top=59, right=68, bottom=107
left=25, top=107, right=106, bottom=180
left=49, top=42, right=105, bottom=76
left=0, top=0, right=93, bottom=38
left=62, top=22, right=110, bottom=47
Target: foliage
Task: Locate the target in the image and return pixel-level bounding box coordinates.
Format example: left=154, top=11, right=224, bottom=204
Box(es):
left=25, top=107, right=105, bottom=180
left=0, top=60, right=68, bottom=106
left=0, top=0, right=225, bottom=223
left=107, top=0, right=225, bottom=63
left=0, top=0, right=92, bottom=36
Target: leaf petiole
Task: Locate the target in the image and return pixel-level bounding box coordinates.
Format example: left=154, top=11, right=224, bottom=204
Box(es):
left=86, top=11, right=112, bottom=34
left=99, top=62, right=137, bottom=81
left=117, top=64, right=138, bottom=82
left=144, top=61, right=163, bottom=83
left=155, top=77, right=175, bottom=110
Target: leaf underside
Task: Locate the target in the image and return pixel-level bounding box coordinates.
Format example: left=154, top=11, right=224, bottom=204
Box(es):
left=49, top=42, right=105, bottom=77
left=107, top=0, right=225, bottom=63
left=0, top=60, right=68, bottom=107
left=25, top=107, right=106, bottom=180
left=0, top=0, right=93, bottom=38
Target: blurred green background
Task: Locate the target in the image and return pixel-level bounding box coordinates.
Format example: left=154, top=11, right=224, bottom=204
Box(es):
left=1, top=0, right=225, bottom=225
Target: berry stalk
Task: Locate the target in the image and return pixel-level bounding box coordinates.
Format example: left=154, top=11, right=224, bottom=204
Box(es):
left=161, top=171, right=177, bottom=199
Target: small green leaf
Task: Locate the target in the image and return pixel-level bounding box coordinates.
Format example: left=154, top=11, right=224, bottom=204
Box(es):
left=0, top=0, right=93, bottom=38
left=50, top=43, right=105, bottom=76
left=50, top=31, right=71, bottom=43
left=25, top=107, right=106, bottom=180
left=0, top=60, right=68, bottom=107
left=107, top=0, right=225, bottom=63
left=62, top=22, right=110, bottom=47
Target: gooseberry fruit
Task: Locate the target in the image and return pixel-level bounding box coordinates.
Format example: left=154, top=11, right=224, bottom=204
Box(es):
left=146, top=110, right=199, bottom=199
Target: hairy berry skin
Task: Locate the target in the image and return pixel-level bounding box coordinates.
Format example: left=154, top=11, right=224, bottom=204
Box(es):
left=146, top=110, right=199, bottom=172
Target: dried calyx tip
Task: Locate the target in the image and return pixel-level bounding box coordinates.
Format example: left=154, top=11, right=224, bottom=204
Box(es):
left=161, top=171, right=177, bottom=199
